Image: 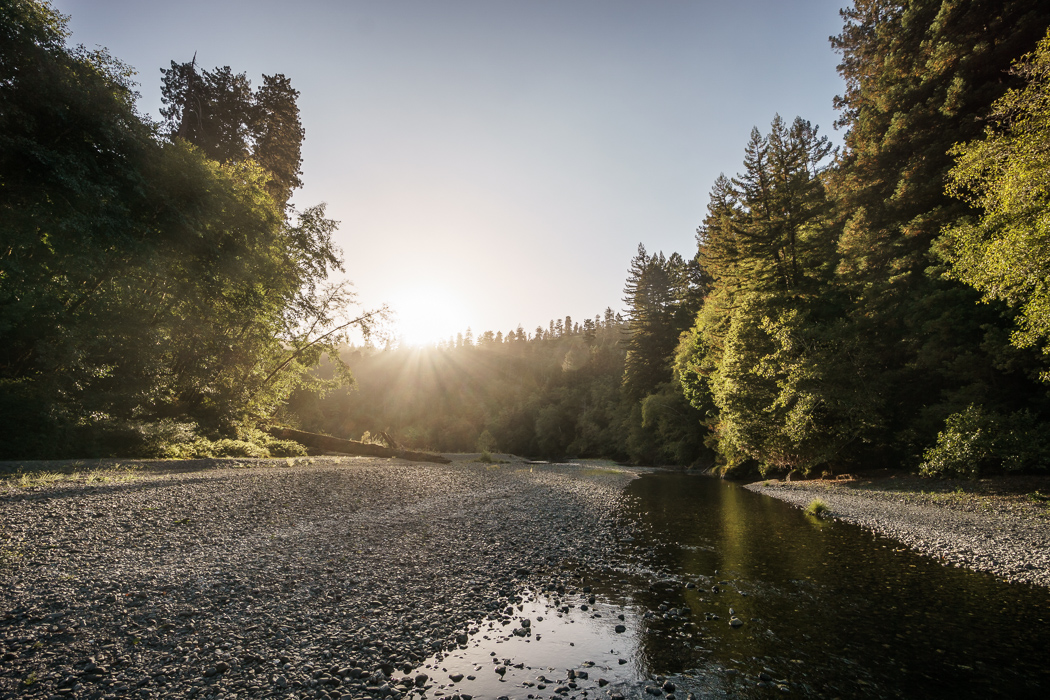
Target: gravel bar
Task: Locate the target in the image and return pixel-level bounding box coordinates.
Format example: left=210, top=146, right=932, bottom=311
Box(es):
left=745, top=478, right=1050, bottom=587
left=0, top=457, right=640, bottom=699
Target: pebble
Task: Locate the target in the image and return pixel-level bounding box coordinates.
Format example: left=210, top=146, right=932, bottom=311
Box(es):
left=0, top=458, right=638, bottom=699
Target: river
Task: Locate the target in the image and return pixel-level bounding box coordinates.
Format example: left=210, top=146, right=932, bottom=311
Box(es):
left=414, top=471, right=1049, bottom=699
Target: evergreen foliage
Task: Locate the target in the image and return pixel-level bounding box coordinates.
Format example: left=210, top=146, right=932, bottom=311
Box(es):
left=673, top=1, right=1050, bottom=477
left=286, top=311, right=711, bottom=466
left=826, top=0, right=1050, bottom=461
left=160, top=58, right=304, bottom=207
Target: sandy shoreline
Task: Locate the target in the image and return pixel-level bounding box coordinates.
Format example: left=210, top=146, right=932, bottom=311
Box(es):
left=745, top=473, right=1050, bottom=587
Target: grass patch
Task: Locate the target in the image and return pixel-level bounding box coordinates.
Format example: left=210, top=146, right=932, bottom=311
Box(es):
left=0, top=462, right=142, bottom=491
left=473, top=450, right=508, bottom=465
left=804, top=498, right=831, bottom=517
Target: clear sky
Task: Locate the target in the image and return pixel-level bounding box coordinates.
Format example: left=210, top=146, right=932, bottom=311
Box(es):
left=53, top=0, right=848, bottom=345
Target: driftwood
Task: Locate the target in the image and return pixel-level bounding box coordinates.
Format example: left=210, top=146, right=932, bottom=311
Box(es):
left=266, top=427, right=451, bottom=464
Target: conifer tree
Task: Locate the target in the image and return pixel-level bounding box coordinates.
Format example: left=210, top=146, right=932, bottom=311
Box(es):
left=161, top=61, right=305, bottom=208
left=679, top=115, right=865, bottom=474
left=828, top=0, right=1050, bottom=456
left=254, top=73, right=304, bottom=207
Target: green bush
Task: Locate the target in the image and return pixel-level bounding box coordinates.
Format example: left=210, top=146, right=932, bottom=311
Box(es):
left=804, top=498, right=830, bottom=517
left=151, top=424, right=307, bottom=459
left=920, top=405, right=1050, bottom=478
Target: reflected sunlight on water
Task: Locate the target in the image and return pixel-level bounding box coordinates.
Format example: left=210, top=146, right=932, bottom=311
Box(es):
left=412, top=473, right=1049, bottom=700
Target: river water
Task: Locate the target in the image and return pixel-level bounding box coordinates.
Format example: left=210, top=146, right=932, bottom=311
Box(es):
left=414, top=472, right=1049, bottom=699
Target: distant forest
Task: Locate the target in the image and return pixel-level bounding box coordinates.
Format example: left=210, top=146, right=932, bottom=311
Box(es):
left=4, top=0, right=1050, bottom=479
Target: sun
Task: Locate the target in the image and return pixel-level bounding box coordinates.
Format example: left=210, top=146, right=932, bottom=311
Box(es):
left=390, top=286, right=471, bottom=347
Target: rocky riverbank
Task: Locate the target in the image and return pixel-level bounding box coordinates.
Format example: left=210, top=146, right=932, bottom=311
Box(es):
left=745, top=473, right=1050, bottom=587
left=0, top=456, right=641, bottom=700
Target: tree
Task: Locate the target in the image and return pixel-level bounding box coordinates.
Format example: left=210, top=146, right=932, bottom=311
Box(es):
left=679, top=116, right=848, bottom=474
left=941, top=30, right=1050, bottom=380
left=160, top=60, right=254, bottom=164
left=622, top=245, right=699, bottom=400
left=254, top=73, right=304, bottom=207
left=161, top=60, right=304, bottom=207
left=828, top=0, right=1050, bottom=458
left=0, top=1, right=372, bottom=457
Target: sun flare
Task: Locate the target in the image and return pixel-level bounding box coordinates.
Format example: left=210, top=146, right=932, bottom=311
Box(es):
left=390, top=286, right=471, bottom=347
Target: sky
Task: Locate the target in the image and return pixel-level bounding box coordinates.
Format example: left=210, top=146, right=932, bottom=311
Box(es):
left=53, top=0, right=848, bottom=345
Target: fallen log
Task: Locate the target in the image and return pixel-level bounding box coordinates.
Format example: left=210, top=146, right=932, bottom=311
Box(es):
left=266, top=427, right=451, bottom=464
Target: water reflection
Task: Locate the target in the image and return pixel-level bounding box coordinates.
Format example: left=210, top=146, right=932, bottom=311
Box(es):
left=412, top=592, right=645, bottom=699
left=412, top=472, right=1049, bottom=699
left=616, top=473, right=1050, bottom=699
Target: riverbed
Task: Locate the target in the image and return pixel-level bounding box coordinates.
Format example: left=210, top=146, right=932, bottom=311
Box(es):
left=1, top=460, right=1047, bottom=699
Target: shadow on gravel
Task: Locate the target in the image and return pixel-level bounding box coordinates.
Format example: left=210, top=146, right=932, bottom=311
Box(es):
left=0, top=457, right=354, bottom=503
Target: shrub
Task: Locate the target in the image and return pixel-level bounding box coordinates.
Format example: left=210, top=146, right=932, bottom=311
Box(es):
left=920, top=405, right=1050, bottom=478
left=804, top=498, right=830, bottom=517
left=152, top=424, right=307, bottom=459
left=476, top=430, right=498, bottom=453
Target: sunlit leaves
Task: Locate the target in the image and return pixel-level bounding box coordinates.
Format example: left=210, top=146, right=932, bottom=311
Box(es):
left=942, top=31, right=1050, bottom=378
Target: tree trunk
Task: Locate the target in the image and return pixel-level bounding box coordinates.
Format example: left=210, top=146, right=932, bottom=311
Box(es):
left=266, top=427, right=450, bottom=464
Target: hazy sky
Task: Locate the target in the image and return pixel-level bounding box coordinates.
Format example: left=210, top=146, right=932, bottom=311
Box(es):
left=53, top=0, right=848, bottom=345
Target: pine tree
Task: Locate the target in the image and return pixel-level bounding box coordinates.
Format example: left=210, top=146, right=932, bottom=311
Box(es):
left=161, top=61, right=305, bottom=209
left=679, top=115, right=866, bottom=474
left=829, top=0, right=1050, bottom=456
left=160, top=61, right=253, bottom=164
left=253, top=73, right=304, bottom=207
left=622, top=245, right=700, bottom=400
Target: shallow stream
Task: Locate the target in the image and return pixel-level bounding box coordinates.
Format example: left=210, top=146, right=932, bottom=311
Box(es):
left=413, top=472, right=1049, bottom=699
